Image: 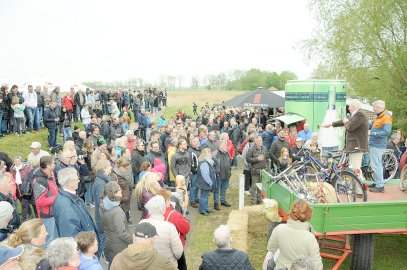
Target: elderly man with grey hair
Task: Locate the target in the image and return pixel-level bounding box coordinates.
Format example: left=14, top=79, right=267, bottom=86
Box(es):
left=52, top=167, right=100, bottom=248
left=139, top=195, right=183, bottom=268
left=369, top=100, right=393, bottom=192
left=199, top=225, right=254, bottom=270
left=47, top=237, right=80, bottom=269
left=322, top=99, right=369, bottom=180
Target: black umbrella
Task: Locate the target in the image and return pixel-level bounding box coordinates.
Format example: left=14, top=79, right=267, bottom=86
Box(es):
left=222, top=88, right=285, bottom=108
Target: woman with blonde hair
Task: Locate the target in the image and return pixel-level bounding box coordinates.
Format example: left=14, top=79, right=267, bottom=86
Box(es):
left=8, top=218, right=48, bottom=270
left=135, top=171, right=162, bottom=219
left=278, top=147, right=292, bottom=171
left=262, top=199, right=323, bottom=270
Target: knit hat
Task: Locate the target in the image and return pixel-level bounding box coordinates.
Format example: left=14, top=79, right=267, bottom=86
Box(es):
left=97, top=137, right=107, bottom=147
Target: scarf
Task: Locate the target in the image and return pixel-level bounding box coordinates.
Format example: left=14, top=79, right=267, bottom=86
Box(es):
left=204, top=157, right=214, bottom=166
left=102, top=197, right=120, bottom=211
left=14, top=164, right=23, bottom=185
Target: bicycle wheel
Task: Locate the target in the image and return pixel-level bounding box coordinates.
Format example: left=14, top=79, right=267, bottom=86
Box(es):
left=332, top=170, right=367, bottom=203
left=382, top=150, right=398, bottom=183
left=400, top=166, right=407, bottom=191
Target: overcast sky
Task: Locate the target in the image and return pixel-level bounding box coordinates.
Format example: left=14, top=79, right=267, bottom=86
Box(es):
left=0, top=0, right=317, bottom=86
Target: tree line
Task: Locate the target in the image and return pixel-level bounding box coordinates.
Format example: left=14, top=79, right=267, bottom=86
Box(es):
left=83, top=68, right=297, bottom=92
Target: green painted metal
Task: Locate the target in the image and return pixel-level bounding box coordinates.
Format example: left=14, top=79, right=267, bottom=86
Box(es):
left=261, top=170, right=407, bottom=235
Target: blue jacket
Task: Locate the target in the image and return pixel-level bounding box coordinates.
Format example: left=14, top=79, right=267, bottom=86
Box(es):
left=199, top=248, right=254, bottom=270
left=53, top=188, right=98, bottom=238
left=197, top=160, right=216, bottom=191
left=79, top=253, right=103, bottom=270
left=93, top=172, right=110, bottom=232
left=297, top=129, right=312, bottom=142
left=369, top=110, right=392, bottom=149
left=261, top=130, right=274, bottom=150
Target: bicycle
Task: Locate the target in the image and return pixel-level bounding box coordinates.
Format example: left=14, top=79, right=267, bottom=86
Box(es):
left=301, top=150, right=368, bottom=203
left=361, top=149, right=399, bottom=183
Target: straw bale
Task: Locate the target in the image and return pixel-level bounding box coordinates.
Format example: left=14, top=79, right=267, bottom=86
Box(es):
left=227, top=210, right=248, bottom=252
left=243, top=204, right=271, bottom=235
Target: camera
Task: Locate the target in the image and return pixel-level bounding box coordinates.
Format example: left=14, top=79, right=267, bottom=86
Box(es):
left=78, top=153, right=87, bottom=160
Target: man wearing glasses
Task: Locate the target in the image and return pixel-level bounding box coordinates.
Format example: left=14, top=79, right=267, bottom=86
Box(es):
left=54, top=151, right=90, bottom=199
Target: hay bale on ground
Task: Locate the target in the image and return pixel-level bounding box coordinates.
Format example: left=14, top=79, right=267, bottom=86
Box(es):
left=243, top=204, right=271, bottom=235
left=227, top=210, right=248, bottom=252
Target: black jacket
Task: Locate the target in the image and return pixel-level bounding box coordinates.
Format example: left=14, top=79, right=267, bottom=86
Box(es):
left=36, top=91, right=45, bottom=107
left=44, top=107, right=59, bottom=128
left=199, top=248, right=254, bottom=270
left=131, top=149, right=147, bottom=178
left=213, top=150, right=231, bottom=180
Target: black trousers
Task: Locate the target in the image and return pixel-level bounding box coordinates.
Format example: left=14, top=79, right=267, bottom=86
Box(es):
left=243, top=169, right=252, bottom=191
left=177, top=251, right=187, bottom=270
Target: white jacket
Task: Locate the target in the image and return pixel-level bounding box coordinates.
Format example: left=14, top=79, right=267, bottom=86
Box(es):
left=139, top=215, right=183, bottom=267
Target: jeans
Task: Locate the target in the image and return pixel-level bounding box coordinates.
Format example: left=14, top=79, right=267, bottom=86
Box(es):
left=214, top=177, right=230, bottom=204
left=48, top=127, right=58, bottom=147
left=63, top=127, right=72, bottom=142
left=189, top=173, right=199, bottom=203
left=370, top=147, right=386, bottom=188
left=34, top=107, right=42, bottom=130
left=153, top=106, right=158, bottom=114
left=75, top=105, right=82, bottom=121
left=84, top=181, right=94, bottom=204
left=15, top=117, right=24, bottom=134
left=43, top=217, right=58, bottom=249
left=0, top=109, right=3, bottom=135
left=26, top=107, right=36, bottom=130
left=199, top=189, right=210, bottom=214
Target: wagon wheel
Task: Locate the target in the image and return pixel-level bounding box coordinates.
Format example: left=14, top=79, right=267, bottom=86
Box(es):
left=382, top=150, right=398, bottom=183
left=350, top=234, right=375, bottom=270
left=400, top=166, right=407, bottom=191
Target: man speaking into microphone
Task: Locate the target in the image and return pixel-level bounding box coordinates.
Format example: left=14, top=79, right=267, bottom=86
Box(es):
left=322, top=99, right=369, bottom=180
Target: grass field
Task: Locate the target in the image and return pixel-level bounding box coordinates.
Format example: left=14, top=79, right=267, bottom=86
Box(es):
left=0, top=89, right=406, bottom=269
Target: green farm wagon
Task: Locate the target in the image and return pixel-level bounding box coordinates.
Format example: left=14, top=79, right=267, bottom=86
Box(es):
left=259, top=170, right=407, bottom=270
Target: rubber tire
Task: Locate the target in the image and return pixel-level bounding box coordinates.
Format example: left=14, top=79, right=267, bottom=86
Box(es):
left=332, top=170, right=367, bottom=202
left=350, top=234, right=374, bottom=270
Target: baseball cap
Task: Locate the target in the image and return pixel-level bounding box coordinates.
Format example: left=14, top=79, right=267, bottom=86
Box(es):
left=135, top=222, right=158, bottom=239
left=30, top=142, right=41, bottom=148
left=0, top=246, right=24, bottom=265
left=296, top=137, right=304, bottom=142
left=97, top=137, right=107, bottom=147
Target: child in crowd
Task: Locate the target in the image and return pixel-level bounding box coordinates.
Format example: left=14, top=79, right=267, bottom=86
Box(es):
left=278, top=147, right=292, bottom=171
left=138, top=161, right=151, bottom=182
left=76, top=231, right=103, bottom=270
left=173, top=175, right=189, bottom=216
left=309, top=141, right=321, bottom=160
left=150, top=158, right=166, bottom=186
left=11, top=96, right=25, bottom=136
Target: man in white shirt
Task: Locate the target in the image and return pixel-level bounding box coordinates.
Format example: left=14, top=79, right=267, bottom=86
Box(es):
left=27, top=142, right=50, bottom=168
left=22, top=85, right=37, bottom=132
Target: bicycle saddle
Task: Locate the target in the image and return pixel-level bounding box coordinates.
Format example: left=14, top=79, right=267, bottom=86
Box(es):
left=322, top=151, right=342, bottom=159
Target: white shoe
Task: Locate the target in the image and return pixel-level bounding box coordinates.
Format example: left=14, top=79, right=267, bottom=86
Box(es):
left=244, top=191, right=250, bottom=196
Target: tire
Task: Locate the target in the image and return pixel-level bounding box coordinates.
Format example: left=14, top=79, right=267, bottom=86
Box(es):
left=382, top=150, right=398, bottom=183
left=350, top=234, right=374, bottom=270
left=332, top=170, right=367, bottom=203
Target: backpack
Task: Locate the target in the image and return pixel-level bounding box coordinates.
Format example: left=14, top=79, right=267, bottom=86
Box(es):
left=21, top=168, right=39, bottom=200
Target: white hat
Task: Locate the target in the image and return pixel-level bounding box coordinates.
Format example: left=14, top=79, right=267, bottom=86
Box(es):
left=30, top=142, right=41, bottom=148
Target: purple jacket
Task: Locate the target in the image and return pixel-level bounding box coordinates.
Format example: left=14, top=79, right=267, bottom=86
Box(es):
left=140, top=188, right=154, bottom=219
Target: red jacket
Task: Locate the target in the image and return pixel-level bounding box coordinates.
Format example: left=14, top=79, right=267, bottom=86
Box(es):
left=62, top=95, right=74, bottom=111
left=33, top=169, right=58, bottom=218
left=148, top=206, right=190, bottom=246
left=10, top=164, right=32, bottom=199
left=226, top=140, right=236, bottom=159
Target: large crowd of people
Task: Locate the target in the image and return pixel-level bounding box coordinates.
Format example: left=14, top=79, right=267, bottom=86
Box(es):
left=0, top=83, right=403, bottom=270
